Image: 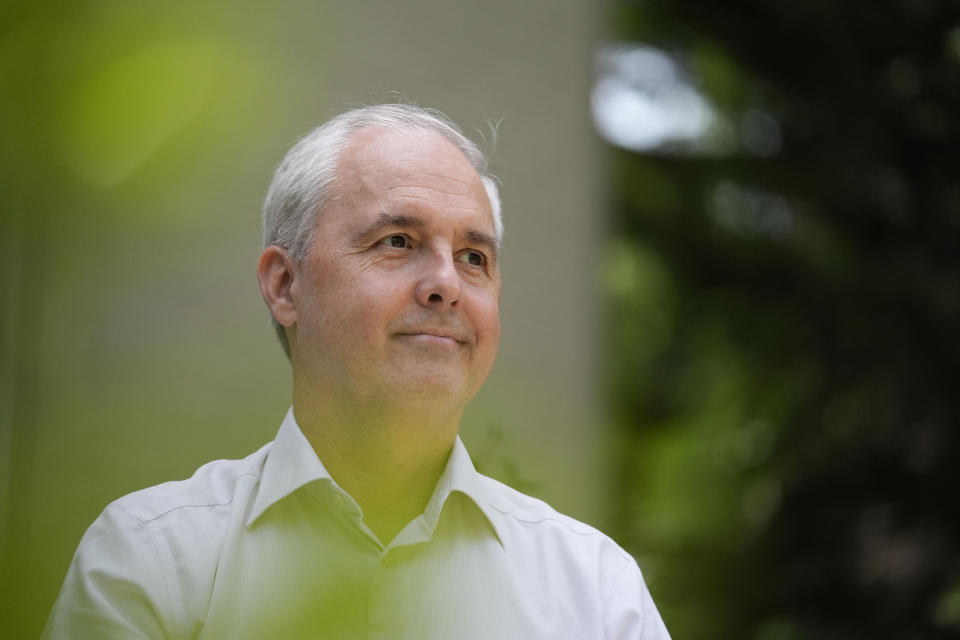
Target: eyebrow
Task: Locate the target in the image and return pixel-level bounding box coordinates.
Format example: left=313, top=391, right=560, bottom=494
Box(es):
left=353, top=212, right=500, bottom=263
left=352, top=213, right=425, bottom=245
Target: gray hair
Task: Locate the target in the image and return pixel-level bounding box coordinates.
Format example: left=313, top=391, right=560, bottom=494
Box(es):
left=261, top=103, right=502, bottom=357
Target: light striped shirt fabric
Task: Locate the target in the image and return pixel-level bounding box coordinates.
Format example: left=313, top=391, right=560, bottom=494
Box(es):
left=44, top=408, right=670, bottom=639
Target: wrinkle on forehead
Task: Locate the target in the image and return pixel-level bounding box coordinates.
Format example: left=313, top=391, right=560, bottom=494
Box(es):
left=384, top=191, right=487, bottom=213
left=383, top=169, right=476, bottom=190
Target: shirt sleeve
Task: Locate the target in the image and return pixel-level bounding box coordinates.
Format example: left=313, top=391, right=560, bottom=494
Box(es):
left=42, top=503, right=179, bottom=640
left=603, top=557, right=671, bottom=640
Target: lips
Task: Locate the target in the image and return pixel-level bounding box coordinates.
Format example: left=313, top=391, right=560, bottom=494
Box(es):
left=393, top=323, right=470, bottom=344
left=395, top=330, right=466, bottom=344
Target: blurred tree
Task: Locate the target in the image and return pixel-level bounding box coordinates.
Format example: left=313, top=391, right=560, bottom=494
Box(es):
left=600, top=1, right=960, bottom=638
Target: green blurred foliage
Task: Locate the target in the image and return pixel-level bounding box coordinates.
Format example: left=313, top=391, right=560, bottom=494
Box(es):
left=601, top=0, right=960, bottom=638
left=0, top=2, right=316, bottom=636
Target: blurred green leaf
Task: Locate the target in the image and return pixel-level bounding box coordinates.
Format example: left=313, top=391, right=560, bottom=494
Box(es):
left=60, top=39, right=232, bottom=189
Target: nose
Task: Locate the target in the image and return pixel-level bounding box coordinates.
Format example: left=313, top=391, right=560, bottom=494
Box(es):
left=414, top=249, right=460, bottom=308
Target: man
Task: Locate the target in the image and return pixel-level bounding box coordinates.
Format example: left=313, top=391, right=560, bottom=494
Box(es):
left=43, top=104, right=670, bottom=638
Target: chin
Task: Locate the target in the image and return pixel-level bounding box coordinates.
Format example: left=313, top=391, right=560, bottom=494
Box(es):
left=386, top=371, right=475, bottom=405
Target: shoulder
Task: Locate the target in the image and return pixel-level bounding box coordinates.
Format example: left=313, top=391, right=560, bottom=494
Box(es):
left=475, top=476, right=672, bottom=638
left=477, top=473, right=634, bottom=563
left=46, top=443, right=275, bottom=637
left=110, top=441, right=271, bottom=524
left=478, top=473, right=613, bottom=537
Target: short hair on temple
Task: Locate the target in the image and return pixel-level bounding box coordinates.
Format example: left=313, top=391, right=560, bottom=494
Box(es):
left=261, top=102, right=503, bottom=358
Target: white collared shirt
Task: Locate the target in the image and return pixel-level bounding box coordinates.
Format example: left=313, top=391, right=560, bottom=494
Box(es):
left=43, top=409, right=670, bottom=639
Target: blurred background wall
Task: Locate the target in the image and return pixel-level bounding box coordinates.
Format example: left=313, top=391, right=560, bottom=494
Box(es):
left=0, top=1, right=604, bottom=636
left=4, top=1, right=960, bottom=638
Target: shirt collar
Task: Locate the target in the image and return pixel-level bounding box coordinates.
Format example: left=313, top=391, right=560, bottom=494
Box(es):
left=419, top=436, right=505, bottom=546
left=246, top=408, right=333, bottom=527
left=246, top=408, right=505, bottom=545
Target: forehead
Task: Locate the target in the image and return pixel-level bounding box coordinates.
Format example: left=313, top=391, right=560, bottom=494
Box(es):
left=330, top=127, right=494, bottom=227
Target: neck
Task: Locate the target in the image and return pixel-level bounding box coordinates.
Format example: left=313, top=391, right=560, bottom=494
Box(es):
left=292, top=384, right=462, bottom=545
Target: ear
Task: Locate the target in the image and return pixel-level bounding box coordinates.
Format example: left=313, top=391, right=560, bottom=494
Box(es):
left=257, top=245, right=298, bottom=328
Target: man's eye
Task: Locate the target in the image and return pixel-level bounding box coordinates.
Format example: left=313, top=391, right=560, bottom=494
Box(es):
left=458, top=251, right=486, bottom=267
left=380, top=234, right=409, bottom=248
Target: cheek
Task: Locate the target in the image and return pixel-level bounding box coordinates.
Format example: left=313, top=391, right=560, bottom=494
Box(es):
left=321, top=274, right=410, bottom=334
left=473, top=295, right=501, bottom=345
left=472, top=300, right=500, bottom=382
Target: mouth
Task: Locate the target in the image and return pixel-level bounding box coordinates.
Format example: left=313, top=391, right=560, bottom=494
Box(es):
left=394, top=330, right=467, bottom=346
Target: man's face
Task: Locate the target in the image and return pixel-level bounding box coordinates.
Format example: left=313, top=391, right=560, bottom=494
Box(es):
left=288, top=127, right=501, bottom=413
